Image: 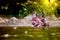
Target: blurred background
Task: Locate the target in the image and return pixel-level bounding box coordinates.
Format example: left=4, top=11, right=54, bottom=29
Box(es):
left=0, top=0, right=60, bottom=18
left=0, top=0, right=60, bottom=40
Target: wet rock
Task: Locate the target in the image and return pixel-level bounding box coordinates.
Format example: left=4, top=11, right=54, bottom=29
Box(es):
left=8, top=17, right=19, bottom=25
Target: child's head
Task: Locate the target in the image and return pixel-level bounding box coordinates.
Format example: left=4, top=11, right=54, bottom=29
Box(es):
left=33, top=13, right=37, bottom=17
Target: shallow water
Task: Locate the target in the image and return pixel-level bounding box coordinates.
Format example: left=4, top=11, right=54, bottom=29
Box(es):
left=0, top=27, right=60, bottom=40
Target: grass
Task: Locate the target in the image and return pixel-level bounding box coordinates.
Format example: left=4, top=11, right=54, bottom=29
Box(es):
left=0, top=27, right=60, bottom=40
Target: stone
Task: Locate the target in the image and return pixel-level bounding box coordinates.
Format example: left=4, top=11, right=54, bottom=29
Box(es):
left=8, top=17, right=19, bottom=25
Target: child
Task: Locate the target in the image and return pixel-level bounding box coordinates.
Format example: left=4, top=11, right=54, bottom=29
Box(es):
left=32, top=13, right=41, bottom=27
left=32, top=13, right=37, bottom=26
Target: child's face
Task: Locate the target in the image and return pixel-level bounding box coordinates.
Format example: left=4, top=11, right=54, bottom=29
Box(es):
left=39, top=16, right=42, bottom=18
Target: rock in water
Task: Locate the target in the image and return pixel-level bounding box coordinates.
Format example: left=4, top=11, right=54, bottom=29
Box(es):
left=8, top=17, right=19, bottom=25
left=24, top=14, right=32, bottom=20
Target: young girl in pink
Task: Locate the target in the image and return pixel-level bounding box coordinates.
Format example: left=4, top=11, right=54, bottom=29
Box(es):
left=32, top=13, right=42, bottom=27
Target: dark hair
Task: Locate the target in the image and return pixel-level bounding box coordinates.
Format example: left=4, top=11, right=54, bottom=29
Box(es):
left=40, top=12, right=44, bottom=17
left=36, top=13, right=37, bottom=16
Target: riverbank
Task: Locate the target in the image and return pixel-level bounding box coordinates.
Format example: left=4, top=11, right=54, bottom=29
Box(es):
left=0, top=15, right=60, bottom=27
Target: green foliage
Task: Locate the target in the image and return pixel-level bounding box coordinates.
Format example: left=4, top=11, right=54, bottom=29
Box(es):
left=5, top=0, right=60, bottom=18
left=33, top=0, right=60, bottom=17
left=55, top=6, right=60, bottom=17
left=18, top=1, right=38, bottom=18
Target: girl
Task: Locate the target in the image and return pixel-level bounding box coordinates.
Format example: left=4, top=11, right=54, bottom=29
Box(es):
left=32, top=13, right=41, bottom=27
